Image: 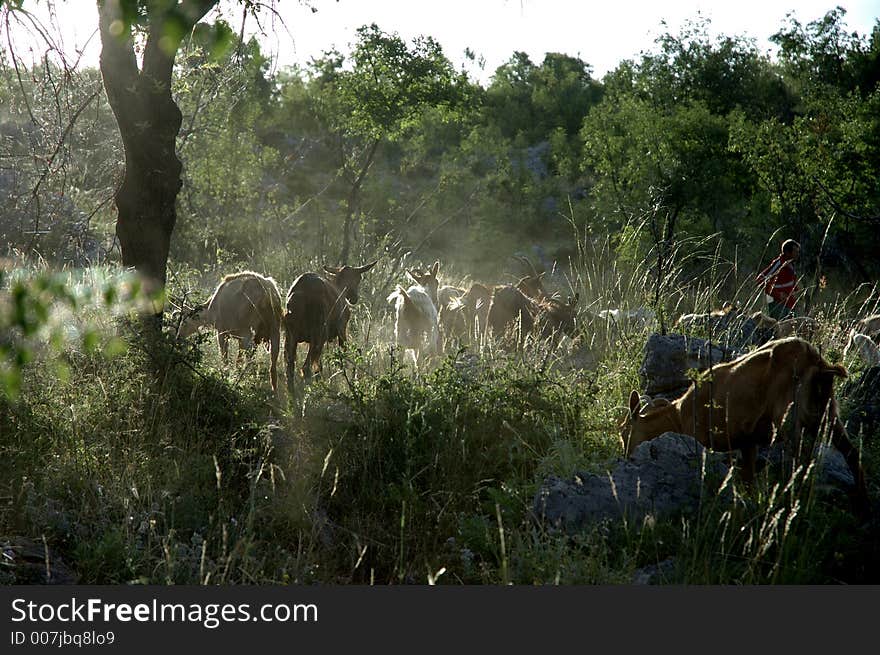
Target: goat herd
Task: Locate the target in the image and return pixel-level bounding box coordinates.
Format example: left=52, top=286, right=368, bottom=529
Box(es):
left=175, top=258, right=578, bottom=394
left=175, top=260, right=878, bottom=513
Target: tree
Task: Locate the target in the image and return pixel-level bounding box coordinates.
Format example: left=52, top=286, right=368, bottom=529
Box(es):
left=486, top=52, right=602, bottom=143
left=637, top=17, right=794, bottom=121
left=308, top=24, right=470, bottom=262
left=771, top=7, right=880, bottom=99
left=173, top=32, right=285, bottom=266
left=96, top=0, right=234, bottom=320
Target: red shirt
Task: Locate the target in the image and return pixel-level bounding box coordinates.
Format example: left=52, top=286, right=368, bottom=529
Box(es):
left=757, top=255, right=799, bottom=309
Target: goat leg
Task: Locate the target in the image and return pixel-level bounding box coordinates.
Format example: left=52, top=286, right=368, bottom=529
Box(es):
left=739, top=444, right=758, bottom=484
left=218, top=332, right=230, bottom=365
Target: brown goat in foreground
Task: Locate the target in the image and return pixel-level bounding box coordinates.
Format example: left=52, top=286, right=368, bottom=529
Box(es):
left=620, top=337, right=868, bottom=510
left=178, top=271, right=283, bottom=391
left=283, top=261, right=377, bottom=391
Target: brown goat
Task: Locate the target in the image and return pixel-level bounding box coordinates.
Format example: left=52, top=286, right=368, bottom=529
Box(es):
left=515, top=273, right=548, bottom=301
left=441, top=282, right=492, bottom=343
left=513, top=255, right=549, bottom=300
left=178, top=271, right=283, bottom=391
left=283, top=261, right=377, bottom=391
left=620, top=337, right=867, bottom=507
left=487, top=285, right=578, bottom=346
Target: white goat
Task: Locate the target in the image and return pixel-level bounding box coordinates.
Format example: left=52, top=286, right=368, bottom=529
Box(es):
left=387, top=283, right=441, bottom=364
left=597, top=306, right=656, bottom=330
left=178, top=271, right=283, bottom=391
left=844, top=331, right=880, bottom=367
left=856, top=314, right=880, bottom=340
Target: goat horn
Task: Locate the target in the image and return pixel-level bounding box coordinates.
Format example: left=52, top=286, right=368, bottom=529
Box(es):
left=515, top=255, right=541, bottom=279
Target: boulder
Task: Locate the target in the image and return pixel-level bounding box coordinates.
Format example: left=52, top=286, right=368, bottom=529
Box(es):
left=639, top=333, right=742, bottom=399
left=0, top=536, right=77, bottom=584
left=632, top=557, right=677, bottom=585
left=841, top=366, right=880, bottom=440
left=533, top=433, right=732, bottom=533
left=757, top=442, right=855, bottom=493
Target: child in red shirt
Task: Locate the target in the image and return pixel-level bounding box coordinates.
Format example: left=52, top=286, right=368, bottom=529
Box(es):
left=756, top=239, right=801, bottom=320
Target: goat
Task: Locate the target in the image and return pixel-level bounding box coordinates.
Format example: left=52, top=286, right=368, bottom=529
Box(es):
left=844, top=331, right=880, bottom=366
left=749, top=312, right=819, bottom=340
left=620, top=337, right=867, bottom=509
left=597, top=307, right=656, bottom=331
left=441, top=282, right=492, bottom=343
left=855, top=314, right=880, bottom=340
left=283, top=261, right=377, bottom=391
left=675, top=303, right=739, bottom=330
left=539, top=294, right=580, bottom=338
left=438, top=284, right=465, bottom=310
left=487, top=285, right=578, bottom=346
left=774, top=316, right=819, bottom=340
left=514, top=255, right=549, bottom=300
left=387, top=283, right=441, bottom=363
left=177, top=271, right=283, bottom=391
left=405, top=261, right=440, bottom=309
left=750, top=311, right=779, bottom=330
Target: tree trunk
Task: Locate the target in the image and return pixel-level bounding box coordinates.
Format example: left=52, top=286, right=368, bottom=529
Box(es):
left=98, top=1, right=217, bottom=321
left=339, top=139, right=380, bottom=263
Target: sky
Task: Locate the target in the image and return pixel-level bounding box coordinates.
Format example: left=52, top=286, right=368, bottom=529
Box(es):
left=4, top=0, right=879, bottom=84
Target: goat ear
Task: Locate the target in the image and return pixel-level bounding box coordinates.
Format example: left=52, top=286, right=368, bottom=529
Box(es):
left=356, top=260, right=378, bottom=274
left=629, top=390, right=642, bottom=416
left=431, top=260, right=440, bottom=276
left=821, top=364, right=848, bottom=379
left=570, top=292, right=580, bottom=306
left=323, top=265, right=341, bottom=275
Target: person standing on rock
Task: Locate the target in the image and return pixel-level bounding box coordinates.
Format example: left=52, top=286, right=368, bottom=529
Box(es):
left=756, top=239, right=801, bottom=320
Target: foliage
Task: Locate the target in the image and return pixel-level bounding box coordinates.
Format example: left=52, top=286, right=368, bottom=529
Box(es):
left=0, top=263, right=146, bottom=399
left=2, top=4, right=880, bottom=586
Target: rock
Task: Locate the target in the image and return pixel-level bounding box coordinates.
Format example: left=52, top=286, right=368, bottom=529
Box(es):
left=533, top=433, right=732, bottom=533
left=639, top=333, right=742, bottom=399
left=842, top=366, right=880, bottom=440
left=632, top=557, right=676, bottom=585
left=756, top=442, right=855, bottom=496
left=675, top=312, right=772, bottom=350
left=554, top=335, right=596, bottom=372
left=0, top=536, right=78, bottom=584
left=815, top=444, right=855, bottom=490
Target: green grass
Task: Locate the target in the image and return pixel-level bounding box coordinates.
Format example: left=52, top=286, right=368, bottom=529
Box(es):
left=2, top=245, right=880, bottom=585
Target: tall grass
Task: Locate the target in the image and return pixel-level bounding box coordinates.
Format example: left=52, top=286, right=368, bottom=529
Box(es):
left=2, top=235, right=878, bottom=585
